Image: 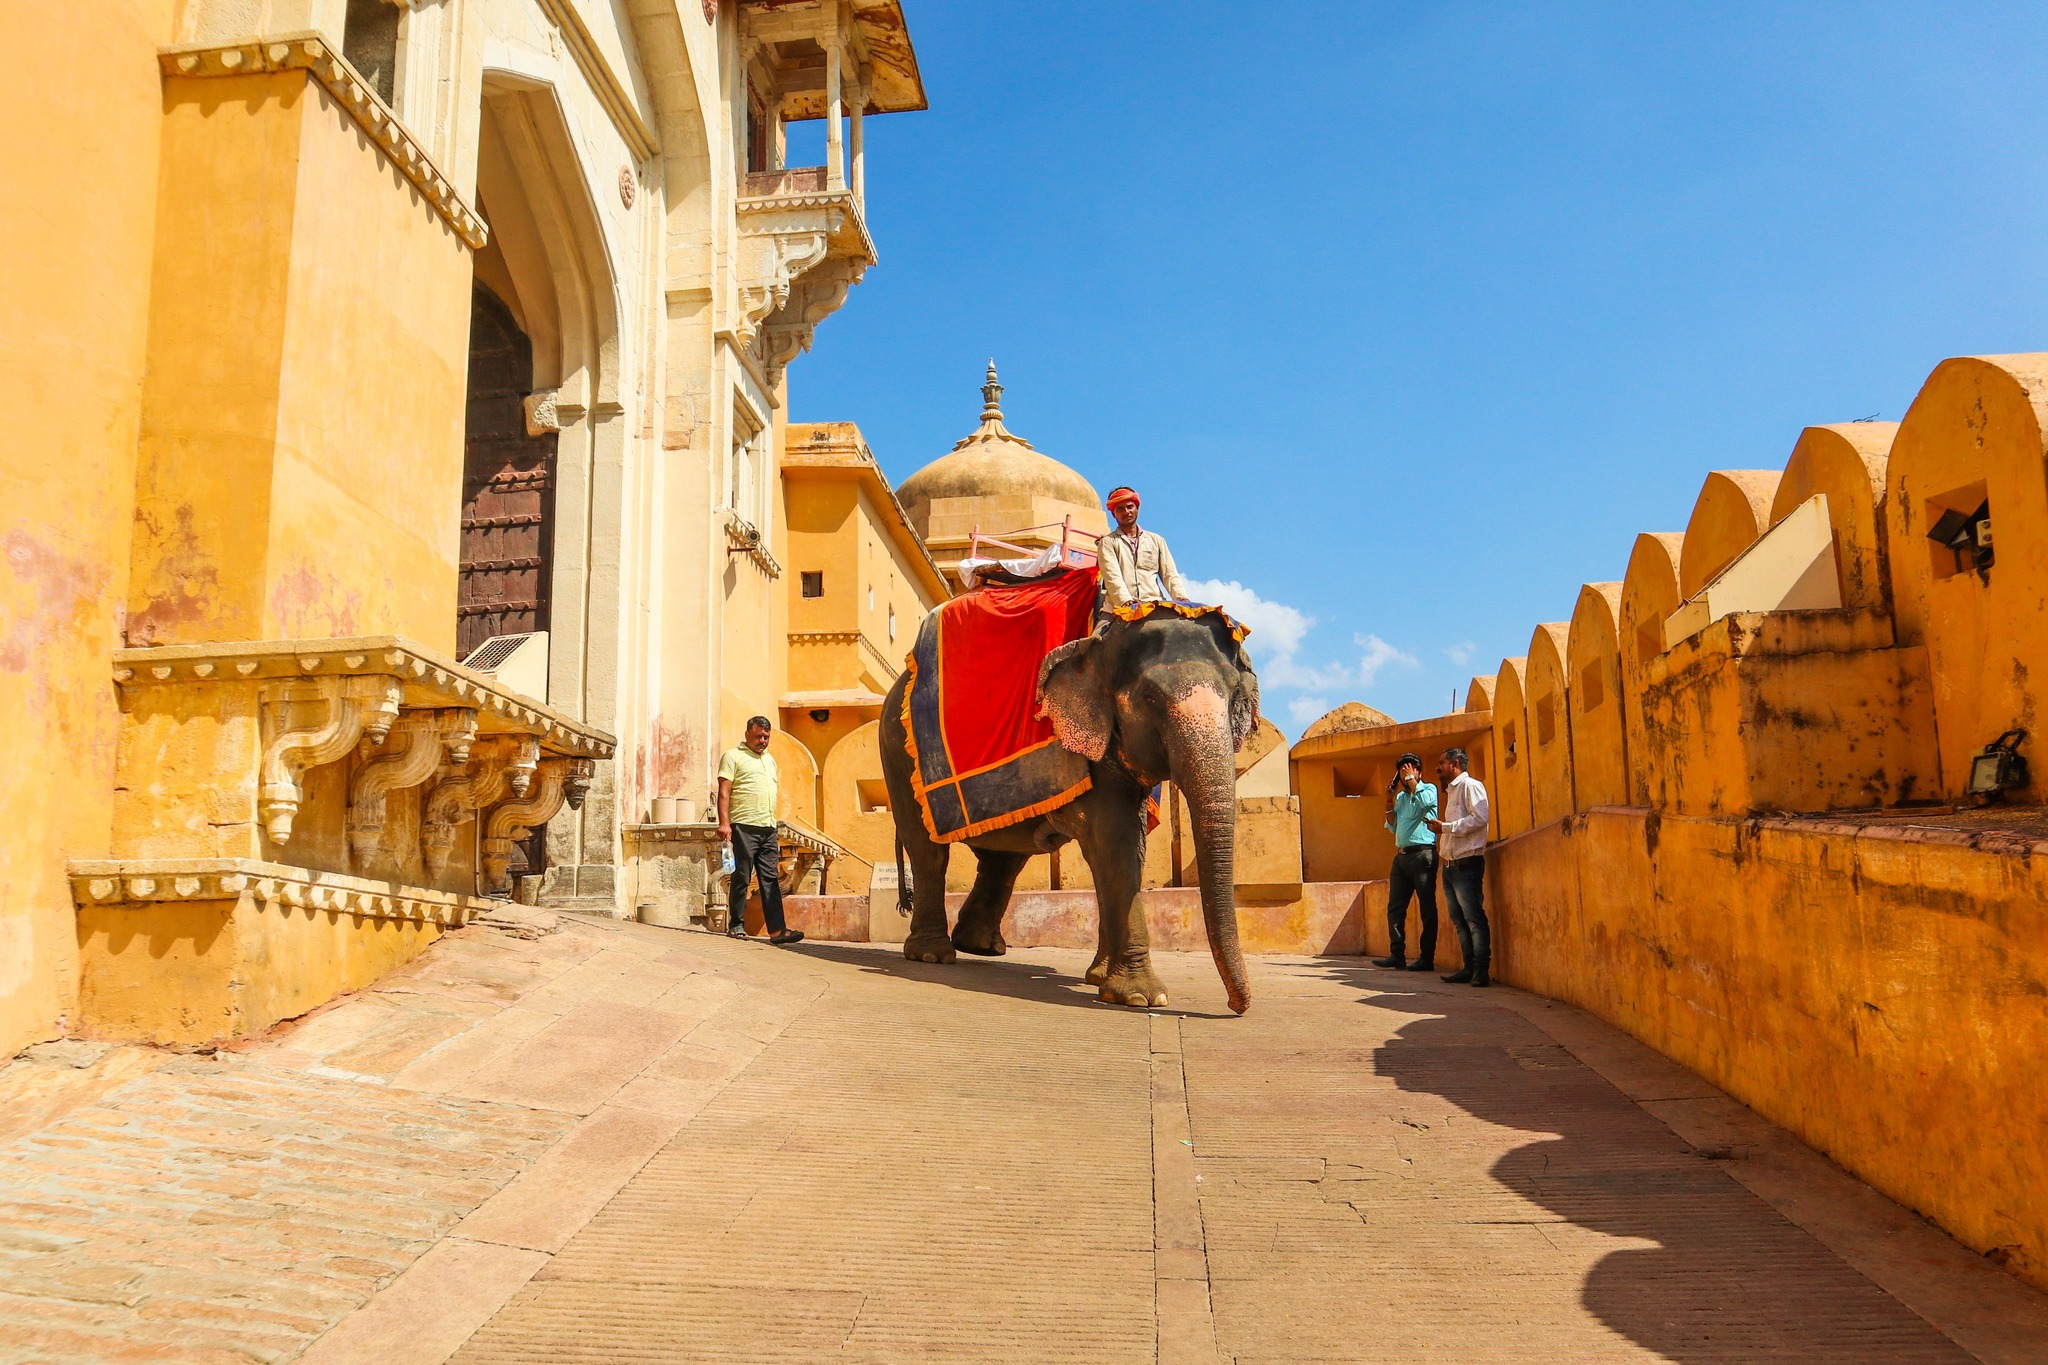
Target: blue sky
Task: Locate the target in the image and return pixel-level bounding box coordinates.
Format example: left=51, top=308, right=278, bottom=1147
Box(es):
left=786, top=2, right=2048, bottom=735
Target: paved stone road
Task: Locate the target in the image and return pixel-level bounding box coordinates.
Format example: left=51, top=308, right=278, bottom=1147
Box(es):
left=1, top=913, right=2043, bottom=1364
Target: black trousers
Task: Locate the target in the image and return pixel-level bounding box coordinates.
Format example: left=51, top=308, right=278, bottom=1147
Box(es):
left=1442, top=854, right=1490, bottom=967
left=728, top=822, right=787, bottom=935
left=1386, top=845, right=1439, bottom=965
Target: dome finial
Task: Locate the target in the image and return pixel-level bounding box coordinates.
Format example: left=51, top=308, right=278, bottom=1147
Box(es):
left=980, top=359, right=1004, bottom=423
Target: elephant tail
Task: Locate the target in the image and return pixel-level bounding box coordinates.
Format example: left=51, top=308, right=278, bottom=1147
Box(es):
left=895, top=836, right=914, bottom=913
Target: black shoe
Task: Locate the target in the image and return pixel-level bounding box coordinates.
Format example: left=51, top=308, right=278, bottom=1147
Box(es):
left=1370, top=955, right=1405, bottom=970
left=769, top=929, right=806, bottom=946
left=1471, top=963, right=1492, bottom=987
left=1404, top=959, right=1436, bottom=972
left=1441, top=967, right=1474, bottom=984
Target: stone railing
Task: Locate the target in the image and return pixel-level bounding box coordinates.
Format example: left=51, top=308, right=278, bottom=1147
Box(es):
left=623, top=818, right=841, bottom=930
left=743, top=166, right=829, bottom=198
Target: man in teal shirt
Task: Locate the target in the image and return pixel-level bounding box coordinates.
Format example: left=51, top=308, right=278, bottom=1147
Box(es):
left=1372, top=752, right=1440, bottom=971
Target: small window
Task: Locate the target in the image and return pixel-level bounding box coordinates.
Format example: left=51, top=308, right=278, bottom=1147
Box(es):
left=888, top=605, right=897, bottom=641
left=856, top=780, right=891, bottom=814
left=1578, top=661, right=1605, bottom=712
left=1535, top=694, right=1557, bottom=747
left=800, top=572, right=823, bottom=598
left=1636, top=621, right=1664, bottom=666
left=1925, top=482, right=1992, bottom=581
left=343, top=0, right=402, bottom=105
left=867, top=586, right=875, bottom=611
left=1502, top=720, right=1519, bottom=767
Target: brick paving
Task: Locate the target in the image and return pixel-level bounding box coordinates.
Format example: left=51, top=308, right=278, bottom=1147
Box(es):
left=0, top=914, right=2042, bottom=1364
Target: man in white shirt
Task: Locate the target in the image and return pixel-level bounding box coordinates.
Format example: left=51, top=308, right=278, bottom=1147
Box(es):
left=1095, top=485, right=1190, bottom=613
left=1427, top=747, right=1491, bottom=986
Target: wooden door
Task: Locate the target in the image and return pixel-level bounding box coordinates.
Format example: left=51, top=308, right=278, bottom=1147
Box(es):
left=460, top=285, right=556, bottom=884
left=459, top=285, right=556, bottom=659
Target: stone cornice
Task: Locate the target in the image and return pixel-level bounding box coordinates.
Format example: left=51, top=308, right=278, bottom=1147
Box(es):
left=534, top=0, right=660, bottom=163
left=69, top=858, right=489, bottom=928
left=159, top=35, right=489, bottom=250
left=112, top=637, right=615, bottom=759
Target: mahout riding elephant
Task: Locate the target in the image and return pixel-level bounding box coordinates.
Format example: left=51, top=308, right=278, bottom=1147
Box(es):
left=879, top=610, right=1258, bottom=1014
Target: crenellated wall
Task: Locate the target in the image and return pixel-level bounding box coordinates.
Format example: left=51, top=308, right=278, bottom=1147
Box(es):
left=1488, top=810, right=2048, bottom=1293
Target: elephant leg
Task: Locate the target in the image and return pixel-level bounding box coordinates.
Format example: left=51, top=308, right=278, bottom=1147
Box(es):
left=901, top=831, right=956, bottom=965
left=1077, top=785, right=1166, bottom=1009
left=953, top=849, right=1026, bottom=956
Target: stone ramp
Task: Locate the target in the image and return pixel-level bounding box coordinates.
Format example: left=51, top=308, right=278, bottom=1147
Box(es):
left=0, top=919, right=2042, bottom=1364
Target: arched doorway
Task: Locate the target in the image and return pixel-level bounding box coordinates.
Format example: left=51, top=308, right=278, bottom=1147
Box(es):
left=459, top=284, right=558, bottom=658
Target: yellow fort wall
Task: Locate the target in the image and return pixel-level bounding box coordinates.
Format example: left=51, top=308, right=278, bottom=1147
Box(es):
left=0, top=1, right=176, bottom=1055
left=1524, top=623, right=1574, bottom=828
left=1489, top=809, right=2048, bottom=1293
left=131, top=67, right=471, bottom=651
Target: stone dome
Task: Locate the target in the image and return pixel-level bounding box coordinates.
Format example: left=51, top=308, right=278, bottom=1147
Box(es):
left=1300, top=702, right=1396, bottom=742
left=896, top=362, right=1103, bottom=537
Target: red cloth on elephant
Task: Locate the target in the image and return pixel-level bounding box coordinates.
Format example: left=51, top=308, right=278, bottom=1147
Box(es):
left=902, top=568, right=1099, bottom=842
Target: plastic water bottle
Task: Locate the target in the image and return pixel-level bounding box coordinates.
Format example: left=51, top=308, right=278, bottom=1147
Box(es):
left=719, top=842, right=735, bottom=877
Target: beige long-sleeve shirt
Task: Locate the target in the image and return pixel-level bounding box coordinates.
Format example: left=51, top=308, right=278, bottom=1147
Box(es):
left=1095, top=527, right=1190, bottom=612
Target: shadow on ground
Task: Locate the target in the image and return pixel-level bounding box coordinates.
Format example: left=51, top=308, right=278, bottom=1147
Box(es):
left=785, top=939, right=1238, bottom=1019
left=1310, top=960, right=1972, bottom=1364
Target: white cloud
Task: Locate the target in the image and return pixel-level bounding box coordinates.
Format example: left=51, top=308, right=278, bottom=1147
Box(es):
left=1445, top=641, right=1476, bottom=668
left=1180, top=580, right=1416, bottom=734
left=1183, top=579, right=1312, bottom=661
left=1355, top=633, right=1420, bottom=687
left=1287, top=695, right=1332, bottom=727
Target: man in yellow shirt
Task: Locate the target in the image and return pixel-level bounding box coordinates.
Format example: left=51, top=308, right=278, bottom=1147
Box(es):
left=717, top=716, right=804, bottom=945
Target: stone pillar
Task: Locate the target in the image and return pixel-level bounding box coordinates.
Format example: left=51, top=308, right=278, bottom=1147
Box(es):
left=850, top=76, right=865, bottom=208
left=825, top=40, right=845, bottom=190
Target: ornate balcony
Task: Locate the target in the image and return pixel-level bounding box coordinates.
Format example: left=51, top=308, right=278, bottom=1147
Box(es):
left=734, top=171, right=875, bottom=383
left=74, top=636, right=616, bottom=1044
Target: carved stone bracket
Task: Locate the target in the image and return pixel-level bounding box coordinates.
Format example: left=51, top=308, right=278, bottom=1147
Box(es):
left=259, top=675, right=404, bottom=845
left=420, top=735, right=540, bottom=876
left=763, top=257, right=868, bottom=384
left=347, top=708, right=479, bottom=871
left=481, top=757, right=595, bottom=894
left=732, top=188, right=875, bottom=356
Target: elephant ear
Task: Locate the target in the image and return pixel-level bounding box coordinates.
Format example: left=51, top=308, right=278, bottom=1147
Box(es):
left=1036, top=635, right=1112, bottom=762
left=1227, top=634, right=1260, bottom=753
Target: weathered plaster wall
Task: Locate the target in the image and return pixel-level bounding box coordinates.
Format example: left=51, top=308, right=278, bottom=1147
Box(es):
left=1489, top=657, right=1533, bottom=838
left=1525, top=623, right=1574, bottom=828
left=1566, top=583, right=1626, bottom=810
left=1887, top=355, right=2048, bottom=801
left=1490, top=809, right=2048, bottom=1293
left=1679, top=470, right=1782, bottom=599
left=0, top=0, right=176, bottom=1054
left=133, top=69, right=471, bottom=649
left=1619, top=533, right=1683, bottom=805
left=1774, top=422, right=1897, bottom=619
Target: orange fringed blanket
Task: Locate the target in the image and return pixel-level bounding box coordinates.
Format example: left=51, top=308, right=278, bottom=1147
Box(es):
left=902, top=568, right=1099, bottom=842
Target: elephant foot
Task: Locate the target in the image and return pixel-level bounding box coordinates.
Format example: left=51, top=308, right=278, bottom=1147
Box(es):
left=1083, top=951, right=1111, bottom=986
left=904, top=932, right=958, bottom=965
left=952, top=923, right=1007, bottom=957
left=1096, top=967, right=1169, bottom=1009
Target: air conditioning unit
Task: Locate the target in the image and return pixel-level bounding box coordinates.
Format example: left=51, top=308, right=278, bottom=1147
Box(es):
left=462, top=631, right=550, bottom=704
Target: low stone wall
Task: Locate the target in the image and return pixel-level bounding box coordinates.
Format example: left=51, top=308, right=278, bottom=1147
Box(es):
left=1489, top=807, right=2048, bottom=1293
left=768, top=880, right=1472, bottom=965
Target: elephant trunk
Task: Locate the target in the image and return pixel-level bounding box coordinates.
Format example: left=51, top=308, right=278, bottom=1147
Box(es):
left=1165, top=685, right=1250, bottom=1015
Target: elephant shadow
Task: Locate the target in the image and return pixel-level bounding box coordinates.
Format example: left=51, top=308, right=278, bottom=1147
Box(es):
left=1310, top=962, right=1970, bottom=1365
left=785, top=940, right=1234, bottom=1019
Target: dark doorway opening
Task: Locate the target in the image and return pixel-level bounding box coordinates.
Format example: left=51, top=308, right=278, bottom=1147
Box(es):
left=461, top=282, right=557, bottom=878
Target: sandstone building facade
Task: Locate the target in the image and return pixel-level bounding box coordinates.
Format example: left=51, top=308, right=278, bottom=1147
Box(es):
left=4, top=0, right=926, bottom=1053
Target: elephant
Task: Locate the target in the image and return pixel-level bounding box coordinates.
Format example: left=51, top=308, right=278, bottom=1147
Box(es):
left=879, top=609, right=1258, bottom=1014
